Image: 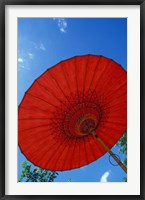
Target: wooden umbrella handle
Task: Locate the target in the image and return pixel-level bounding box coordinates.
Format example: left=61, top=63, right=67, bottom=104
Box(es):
left=92, top=131, right=127, bottom=174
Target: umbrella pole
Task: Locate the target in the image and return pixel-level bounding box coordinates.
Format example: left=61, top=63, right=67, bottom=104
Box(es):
left=92, top=131, right=127, bottom=174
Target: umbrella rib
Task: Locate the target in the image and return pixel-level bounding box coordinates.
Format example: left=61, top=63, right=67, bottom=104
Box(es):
left=83, top=137, right=89, bottom=165
left=60, top=139, right=76, bottom=169
left=93, top=59, right=112, bottom=91
left=19, top=117, right=63, bottom=120
left=100, top=77, right=126, bottom=99
left=74, top=57, right=80, bottom=101
left=25, top=130, right=66, bottom=160
left=108, top=107, right=126, bottom=113
left=38, top=136, right=69, bottom=169
left=82, top=55, right=90, bottom=116
left=28, top=125, right=63, bottom=142
left=62, top=138, right=77, bottom=170
left=69, top=138, right=78, bottom=170
left=19, top=130, right=54, bottom=151
left=19, top=105, right=66, bottom=115
left=60, top=64, right=78, bottom=113
left=36, top=80, right=72, bottom=112
left=88, top=56, right=102, bottom=89
left=100, top=92, right=126, bottom=110
left=96, top=68, right=118, bottom=93
left=19, top=125, right=61, bottom=145
left=97, top=128, right=121, bottom=144
left=98, top=123, right=126, bottom=133
left=101, top=91, right=127, bottom=107
left=106, top=115, right=127, bottom=119
left=100, top=120, right=126, bottom=126
left=96, top=68, right=124, bottom=97
left=78, top=138, right=81, bottom=168
left=19, top=121, right=64, bottom=134
left=61, top=63, right=73, bottom=95
left=103, top=101, right=127, bottom=112
left=19, top=126, right=60, bottom=143
left=48, top=136, right=72, bottom=170
left=19, top=120, right=63, bottom=133
left=87, top=136, right=98, bottom=160
left=101, top=82, right=127, bottom=102
left=87, top=59, right=112, bottom=107
left=26, top=92, right=67, bottom=113
left=48, top=71, right=76, bottom=112
left=96, top=77, right=126, bottom=103
left=19, top=123, right=52, bottom=132
left=83, top=55, right=89, bottom=98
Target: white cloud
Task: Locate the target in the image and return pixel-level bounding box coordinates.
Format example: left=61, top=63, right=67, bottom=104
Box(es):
left=31, top=41, right=46, bottom=51
left=19, top=65, right=30, bottom=71
left=28, top=53, right=34, bottom=59
left=58, top=18, right=67, bottom=33
left=100, top=171, right=111, bottom=182
left=40, top=43, right=46, bottom=51
left=18, top=58, right=23, bottom=63
left=31, top=41, right=38, bottom=50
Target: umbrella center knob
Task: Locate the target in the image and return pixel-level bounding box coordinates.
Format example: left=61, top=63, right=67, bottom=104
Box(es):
left=79, top=118, right=97, bottom=135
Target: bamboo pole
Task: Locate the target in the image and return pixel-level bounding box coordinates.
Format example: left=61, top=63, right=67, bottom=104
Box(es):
left=92, top=131, right=127, bottom=174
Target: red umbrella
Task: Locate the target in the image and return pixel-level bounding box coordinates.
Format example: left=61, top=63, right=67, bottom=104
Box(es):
left=18, top=55, right=127, bottom=172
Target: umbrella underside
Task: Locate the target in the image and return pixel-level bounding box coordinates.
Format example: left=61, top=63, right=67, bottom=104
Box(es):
left=18, top=55, right=127, bottom=171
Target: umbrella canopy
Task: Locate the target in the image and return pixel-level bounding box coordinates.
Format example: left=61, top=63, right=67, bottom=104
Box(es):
left=18, top=55, right=127, bottom=171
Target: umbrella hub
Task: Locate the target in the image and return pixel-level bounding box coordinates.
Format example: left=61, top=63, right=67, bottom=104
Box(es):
left=79, top=118, right=97, bottom=135
left=63, top=105, right=101, bottom=138
left=74, top=113, right=99, bottom=137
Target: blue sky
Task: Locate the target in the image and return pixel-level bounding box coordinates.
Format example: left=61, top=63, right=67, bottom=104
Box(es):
left=18, top=18, right=127, bottom=182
